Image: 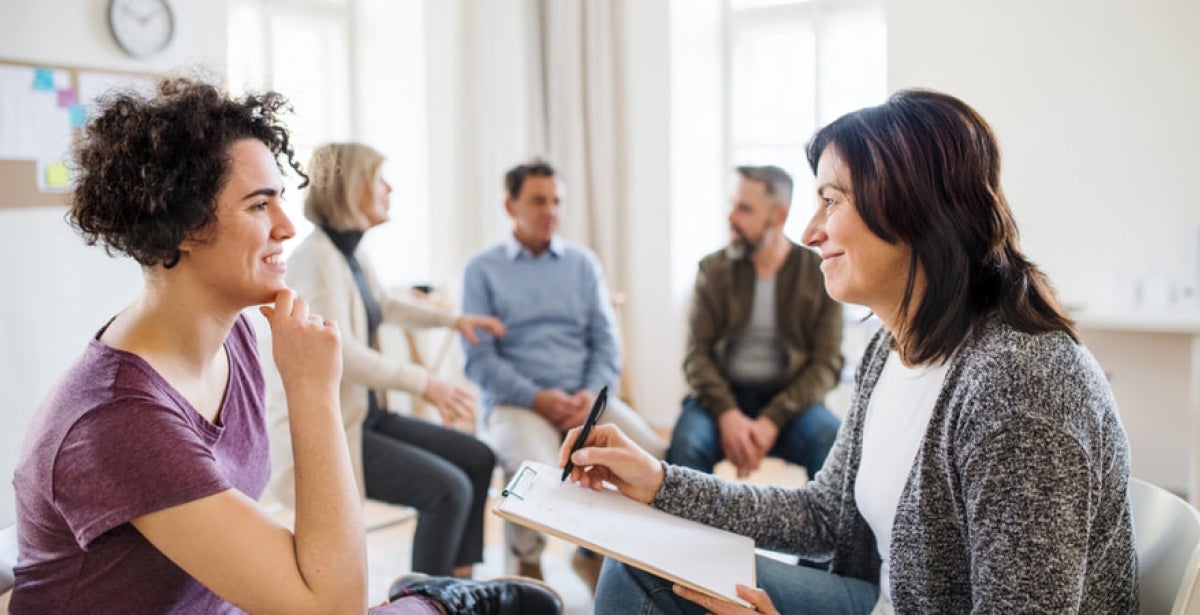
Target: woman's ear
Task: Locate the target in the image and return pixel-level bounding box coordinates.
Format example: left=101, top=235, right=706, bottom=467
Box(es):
left=178, top=220, right=217, bottom=257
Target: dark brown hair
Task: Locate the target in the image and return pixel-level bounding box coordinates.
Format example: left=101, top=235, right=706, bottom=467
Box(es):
left=806, top=89, right=1075, bottom=364
left=69, top=77, right=305, bottom=268
left=504, top=159, right=557, bottom=201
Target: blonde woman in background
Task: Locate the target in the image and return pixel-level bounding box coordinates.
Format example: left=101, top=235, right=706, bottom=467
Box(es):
left=264, top=142, right=504, bottom=579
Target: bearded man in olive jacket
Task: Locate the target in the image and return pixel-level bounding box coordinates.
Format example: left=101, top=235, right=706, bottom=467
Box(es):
left=668, top=165, right=844, bottom=480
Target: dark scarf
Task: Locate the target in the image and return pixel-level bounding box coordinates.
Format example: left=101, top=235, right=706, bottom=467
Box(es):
left=323, top=226, right=386, bottom=423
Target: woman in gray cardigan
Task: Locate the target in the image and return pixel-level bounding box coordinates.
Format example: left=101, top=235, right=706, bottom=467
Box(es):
left=565, top=90, right=1137, bottom=614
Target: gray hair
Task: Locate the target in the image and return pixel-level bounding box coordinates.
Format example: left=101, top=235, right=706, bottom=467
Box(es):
left=736, top=165, right=793, bottom=208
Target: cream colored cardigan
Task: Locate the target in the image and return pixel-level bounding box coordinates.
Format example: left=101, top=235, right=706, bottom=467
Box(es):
left=257, top=229, right=458, bottom=507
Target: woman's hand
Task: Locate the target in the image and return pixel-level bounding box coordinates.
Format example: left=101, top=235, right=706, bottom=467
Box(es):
left=673, top=583, right=779, bottom=615
left=422, top=375, right=477, bottom=426
left=260, top=289, right=342, bottom=407
left=558, top=423, right=665, bottom=504
left=455, top=314, right=506, bottom=345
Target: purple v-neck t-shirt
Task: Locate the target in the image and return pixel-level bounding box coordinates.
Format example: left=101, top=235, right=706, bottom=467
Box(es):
left=10, top=315, right=269, bottom=614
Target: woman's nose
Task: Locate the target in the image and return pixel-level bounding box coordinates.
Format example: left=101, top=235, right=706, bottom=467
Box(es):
left=273, top=204, right=295, bottom=240
left=801, top=211, right=825, bottom=247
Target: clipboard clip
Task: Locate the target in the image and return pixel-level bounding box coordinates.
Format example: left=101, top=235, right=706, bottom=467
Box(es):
left=502, top=465, right=538, bottom=500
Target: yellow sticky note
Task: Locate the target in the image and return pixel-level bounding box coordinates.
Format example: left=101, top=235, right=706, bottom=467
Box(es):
left=45, top=162, right=70, bottom=188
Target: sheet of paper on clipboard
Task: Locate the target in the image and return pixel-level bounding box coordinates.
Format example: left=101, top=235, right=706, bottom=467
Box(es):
left=493, top=460, right=757, bottom=607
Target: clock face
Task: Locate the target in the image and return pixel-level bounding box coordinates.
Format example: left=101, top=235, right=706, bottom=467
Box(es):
left=108, top=0, right=175, bottom=58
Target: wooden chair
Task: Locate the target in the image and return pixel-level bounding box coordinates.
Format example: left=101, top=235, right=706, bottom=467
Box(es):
left=610, top=291, right=635, bottom=406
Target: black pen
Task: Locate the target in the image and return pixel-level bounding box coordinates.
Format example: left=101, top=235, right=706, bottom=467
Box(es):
left=561, top=385, right=608, bottom=481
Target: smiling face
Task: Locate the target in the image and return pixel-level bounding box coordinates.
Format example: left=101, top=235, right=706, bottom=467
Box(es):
left=179, top=138, right=294, bottom=308
left=801, top=144, right=917, bottom=329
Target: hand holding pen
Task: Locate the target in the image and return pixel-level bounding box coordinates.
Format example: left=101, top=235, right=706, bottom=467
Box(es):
left=561, top=386, right=608, bottom=480
left=558, top=417, right=666, bottom=505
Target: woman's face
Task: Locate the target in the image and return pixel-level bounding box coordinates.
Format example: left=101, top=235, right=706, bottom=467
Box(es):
left=180, top=138, right=294, bottom=308
left=359, top=171, right=392, bottom=228
left=801, top=145, right=916, bottom=329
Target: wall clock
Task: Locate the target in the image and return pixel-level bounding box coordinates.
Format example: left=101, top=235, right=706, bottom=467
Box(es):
left=108, top=0, right=175, bottom=59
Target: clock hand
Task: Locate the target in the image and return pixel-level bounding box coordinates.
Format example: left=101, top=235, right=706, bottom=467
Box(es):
left=120, top=4, right=142, bottom=22
left=138, top=8, right=160, bottom=26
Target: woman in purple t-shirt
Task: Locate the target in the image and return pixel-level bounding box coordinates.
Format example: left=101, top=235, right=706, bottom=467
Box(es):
left=10, top=78, right=558, bottom=615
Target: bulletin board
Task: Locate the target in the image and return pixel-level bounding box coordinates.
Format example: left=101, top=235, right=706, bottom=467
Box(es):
left=0, top=59, right=155, bottom=209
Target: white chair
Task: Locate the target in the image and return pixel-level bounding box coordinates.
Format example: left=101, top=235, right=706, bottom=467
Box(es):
left=1, top=523, right=17, bottom=596
left=1131, top=477, right=1200, bottom=614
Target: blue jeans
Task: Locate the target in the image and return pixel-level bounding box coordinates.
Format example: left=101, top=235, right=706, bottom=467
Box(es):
left=667, top=388, right=841, bottom=477
left=594, top=555, right=878, bottom=614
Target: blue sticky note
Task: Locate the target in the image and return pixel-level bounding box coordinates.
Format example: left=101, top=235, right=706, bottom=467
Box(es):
left=69, top=103, right=87, bottom=128
left=33, top=68, right=54, bottom=91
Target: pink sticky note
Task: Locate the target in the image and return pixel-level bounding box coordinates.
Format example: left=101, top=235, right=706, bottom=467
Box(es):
left=57, top=88, right=77, bottom=108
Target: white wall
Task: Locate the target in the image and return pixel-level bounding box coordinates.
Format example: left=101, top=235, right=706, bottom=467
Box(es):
left=0, top=0, right=229, bottom=526
left=887, top=0, right=1200, bottom=490
left=887, top=0, right=1200, bottom=311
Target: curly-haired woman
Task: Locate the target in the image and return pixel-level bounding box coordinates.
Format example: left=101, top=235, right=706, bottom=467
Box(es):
left=10, top=78, right=559, bottom=615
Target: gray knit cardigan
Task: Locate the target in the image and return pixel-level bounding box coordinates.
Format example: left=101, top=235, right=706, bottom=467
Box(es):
left=652, top=316, right=1138, bottom=613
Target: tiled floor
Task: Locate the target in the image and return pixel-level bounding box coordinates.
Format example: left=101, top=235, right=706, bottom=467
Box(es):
left=365, top=458, right=809, bottom=614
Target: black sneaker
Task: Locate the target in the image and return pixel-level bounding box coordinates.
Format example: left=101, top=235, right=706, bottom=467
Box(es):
left=387, top=573, right=562, bottom=615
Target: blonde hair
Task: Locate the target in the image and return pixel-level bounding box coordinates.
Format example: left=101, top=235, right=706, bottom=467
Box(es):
left=303, top=143, right=385, bottom=231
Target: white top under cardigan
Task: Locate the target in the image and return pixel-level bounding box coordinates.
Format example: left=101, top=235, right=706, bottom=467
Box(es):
left=857, top=350, right=950, bottom=614
left=257, top=228, right=459, bottom=506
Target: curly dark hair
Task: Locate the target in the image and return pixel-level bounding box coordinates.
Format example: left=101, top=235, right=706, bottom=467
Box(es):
left=69, top=77, right=306, bottom=268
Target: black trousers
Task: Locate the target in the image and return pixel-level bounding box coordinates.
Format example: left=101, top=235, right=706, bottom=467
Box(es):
left=362, top=411, right=496, bottom=575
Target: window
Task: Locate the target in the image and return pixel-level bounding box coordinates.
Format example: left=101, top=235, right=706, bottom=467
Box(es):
left=727, top=0, right=886, bottom=240
left=226, top=0, right=431, bottom=288
left=227, top=0, right=352, bottom=255
left=727, top=0, right=886, bottom=358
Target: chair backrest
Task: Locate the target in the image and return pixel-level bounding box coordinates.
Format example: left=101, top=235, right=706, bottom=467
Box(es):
left=0, top=523, right=17, bottom=595
left=1131, top=478, right=1200, bottom=615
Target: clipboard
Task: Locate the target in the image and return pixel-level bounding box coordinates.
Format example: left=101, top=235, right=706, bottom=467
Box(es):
left=493, top=460, right=757, bottom=607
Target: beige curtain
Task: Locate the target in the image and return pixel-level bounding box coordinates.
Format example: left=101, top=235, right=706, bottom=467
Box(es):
left=427, top=0, right=629, bottom=293
left=427, top=0, right=677, bottom=421
left=526, top=0, right=626, bottom=293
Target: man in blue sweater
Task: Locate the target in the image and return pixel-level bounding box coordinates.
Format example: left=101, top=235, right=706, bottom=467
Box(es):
left=462, top=159, right=666, bottom=589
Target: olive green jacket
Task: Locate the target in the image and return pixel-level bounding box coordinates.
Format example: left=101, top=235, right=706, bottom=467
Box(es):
left=684, top=242, right=844, bottom=428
